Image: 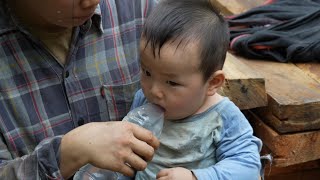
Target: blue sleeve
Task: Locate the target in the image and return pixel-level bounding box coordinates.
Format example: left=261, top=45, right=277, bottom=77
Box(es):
left=130, top=89, right=148, bottom=110
left=192, top=105, right=262, bottom=180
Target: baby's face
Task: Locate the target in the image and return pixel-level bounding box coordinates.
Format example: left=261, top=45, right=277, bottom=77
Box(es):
left=139, top=38, right=211, bottom=120
left=19, top=0, right=100, bottom=28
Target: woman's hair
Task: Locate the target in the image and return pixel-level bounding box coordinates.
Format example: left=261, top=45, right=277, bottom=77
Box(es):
left=143, top=0, right=230, bottom=81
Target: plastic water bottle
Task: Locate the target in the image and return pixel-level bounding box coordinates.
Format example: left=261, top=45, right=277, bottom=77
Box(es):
left=73, top=103, right=164, bottom=180
left=116, top=103, right=164, bottom=179
left=122, top=103, right=164, bottom=138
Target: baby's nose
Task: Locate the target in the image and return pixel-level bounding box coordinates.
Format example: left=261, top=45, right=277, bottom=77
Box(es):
left=150, top=85, right=164, bottom=99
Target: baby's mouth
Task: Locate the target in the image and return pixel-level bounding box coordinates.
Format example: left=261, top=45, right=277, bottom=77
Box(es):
left=159, top=105, right=166, bottom=112
left=153, top=103, right=166, bottom=112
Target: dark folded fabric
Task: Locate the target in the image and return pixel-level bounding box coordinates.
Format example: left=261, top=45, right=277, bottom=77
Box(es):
left=228, top=0, right=320, bottom=62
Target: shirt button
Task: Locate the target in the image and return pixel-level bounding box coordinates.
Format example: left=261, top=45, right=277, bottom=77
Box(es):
left=65, top=71, right=69, bottom=78
left=78, top=118, right=84, bottom=126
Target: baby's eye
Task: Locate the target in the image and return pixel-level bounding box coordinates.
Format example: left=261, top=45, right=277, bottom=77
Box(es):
left=142, top=68, right=151, bottom=76
left=166, top=81, right=179, bottom=86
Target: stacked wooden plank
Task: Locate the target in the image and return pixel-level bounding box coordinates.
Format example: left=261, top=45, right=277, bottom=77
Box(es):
left=221, top=53, right=267, bottom=109
left=211, top=0, right=320, bottom=170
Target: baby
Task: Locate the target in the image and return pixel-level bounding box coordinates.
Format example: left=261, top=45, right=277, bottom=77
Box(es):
left=131, top=0, right=263, bottom=179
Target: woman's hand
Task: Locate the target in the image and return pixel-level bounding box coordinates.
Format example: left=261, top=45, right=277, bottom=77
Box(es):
left=60, top=121, right=160, bottom=179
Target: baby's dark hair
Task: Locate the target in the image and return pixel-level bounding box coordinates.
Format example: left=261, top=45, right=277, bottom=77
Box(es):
left=142, top=0, right=230, bottom=81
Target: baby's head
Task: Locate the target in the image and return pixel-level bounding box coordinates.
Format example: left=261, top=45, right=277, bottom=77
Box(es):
left=139, top=0, right=229, bottom=120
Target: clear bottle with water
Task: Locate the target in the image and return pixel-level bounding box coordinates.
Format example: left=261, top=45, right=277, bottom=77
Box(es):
left=122, top=103, right=164, bottom=138
left=73, top=103, right=164, bottom=180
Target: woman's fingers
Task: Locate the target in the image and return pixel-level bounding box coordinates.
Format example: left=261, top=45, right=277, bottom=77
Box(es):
left=117, top=162, right=135, bottom=177
left=124, top=151, right=147, bottom=171
left=115, top=122, right=160, bottom=174
left=130, top=134, right=155, bottom=162
left=129, top=122, right=160, bottom=150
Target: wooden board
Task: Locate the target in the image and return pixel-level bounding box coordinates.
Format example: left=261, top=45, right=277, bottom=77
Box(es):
left=210, top=0, right=265, bottom=15
left=221, top=53, right=267, bottom=109
left=213, top=0, right=320, bottom=133
left=295, top=63, right=320, bottom=84
left=246, top=111, right=320, bottom=167
left=238, top=56, right=320, bottom=128
left=263, top=158, right=320, bottom=176
left=253, top=107, right=320, bottom=134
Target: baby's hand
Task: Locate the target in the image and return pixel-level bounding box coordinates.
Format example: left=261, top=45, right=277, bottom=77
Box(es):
left=156, top=167, right=197, bottom=180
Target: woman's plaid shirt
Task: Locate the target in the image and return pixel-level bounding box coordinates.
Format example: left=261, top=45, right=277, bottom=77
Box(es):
left=0, top=0, right=157, bottom=179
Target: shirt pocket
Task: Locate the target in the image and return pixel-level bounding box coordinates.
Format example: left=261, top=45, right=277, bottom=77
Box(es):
left=101, top=80, right=140, bottom=121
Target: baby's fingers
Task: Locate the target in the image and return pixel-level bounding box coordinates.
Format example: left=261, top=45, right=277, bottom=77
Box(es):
left=156, top=168, right=170, bottom=179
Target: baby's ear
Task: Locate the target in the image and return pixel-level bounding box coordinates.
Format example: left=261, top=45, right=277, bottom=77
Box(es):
left=207, top=70, right=225, bottom=96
